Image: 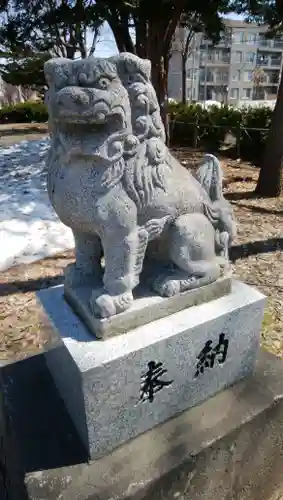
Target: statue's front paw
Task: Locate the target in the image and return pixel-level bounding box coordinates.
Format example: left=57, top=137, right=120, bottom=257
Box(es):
left=92, top=294, right=117, bottom=318
left=90, top=292, right=133, bottom=318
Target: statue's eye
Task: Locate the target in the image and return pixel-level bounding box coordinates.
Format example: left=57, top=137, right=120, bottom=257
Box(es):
left=97, top=77, right=111, bottom=89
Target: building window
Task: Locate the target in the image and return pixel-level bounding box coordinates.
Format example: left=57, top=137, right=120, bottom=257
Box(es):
left=244, top=71, right=253, bottom=82
left=205, top=50, right=213, bottom=62
left=246, top=32, right=257, bottom=44
left=187, top=68, right=197, bottom=80
left=230, top=88, right=239, bottom=99
left=207, top=70, right=214, bottom=82
left=274, top=37, right=283, bottom=48
left=214, top=50, right=223, bottom=61
left=219, top=30, right=231, bottom=44
left=268, top=70, right=279, bottom=84
left=242, top=88, right=252, bottom=99
left=258, top=35, right=273, bottom=48
left=257, top=54, right=268, bottom=66
left=271, top=54, right=282, bottom=66
left=215, top=70, right=228, bottom=82
left=232, top=31, right=244, bottom=43
left=199, top=88, right=213, bottom=100
left=200, top=36, right=212, bottom=49
left=245, top=52, right=255, bottom=64
left=233, top=51, right=242, bottom=63
left=200, top=69, right=213, bottom=83
left=232, top=70, right=241, bottom=81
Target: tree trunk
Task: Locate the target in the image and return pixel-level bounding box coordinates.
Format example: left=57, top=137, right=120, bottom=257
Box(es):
left=255, top=69, right=283, bottom=197
left=150, top=53, right=170, bottom=145
left=135, top=17, right=147, bottom=58
left=163, top=53, right=170, bottom=145
left=181, top=52, right=186, bottom=104
left=107, top=14, right=136, bottom=54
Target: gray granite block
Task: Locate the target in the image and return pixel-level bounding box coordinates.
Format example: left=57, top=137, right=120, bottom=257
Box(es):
left=38, top=281, right=265, bottom=460
left=64, top=276, right=231, bottom=338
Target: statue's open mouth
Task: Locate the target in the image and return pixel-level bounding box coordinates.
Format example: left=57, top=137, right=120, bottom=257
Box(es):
left=55, top=106, right=128, bottom=139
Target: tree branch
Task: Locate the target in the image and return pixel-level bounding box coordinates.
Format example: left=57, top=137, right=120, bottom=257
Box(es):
left=164, top=0, right=187, bottom=53
left=88, top=27, right=99, bottom=56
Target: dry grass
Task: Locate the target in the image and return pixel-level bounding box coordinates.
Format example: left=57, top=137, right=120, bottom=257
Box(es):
left=1, top=145, right=283, bottom=361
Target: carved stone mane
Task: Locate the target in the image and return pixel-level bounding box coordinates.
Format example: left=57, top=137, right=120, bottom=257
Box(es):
left=115, top=53, right=170, bottom=209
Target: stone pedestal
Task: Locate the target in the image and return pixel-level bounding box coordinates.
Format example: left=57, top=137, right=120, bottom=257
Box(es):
left=38, top=280, right=265, bottom=460
left=64, top=276, right=231, bottom=339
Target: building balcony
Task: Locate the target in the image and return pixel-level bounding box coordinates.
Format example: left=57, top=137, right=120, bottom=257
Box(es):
left=258, top=40, right=283, bottom=51
left=260, top=80, right=279, bottom=86
left=257, top=59, right=282, bottom=67
left=200, top=60, right=230, bottom=66
left=257, top=59, right=269, bottom=66
left=199, top=80, right=229, bottom=85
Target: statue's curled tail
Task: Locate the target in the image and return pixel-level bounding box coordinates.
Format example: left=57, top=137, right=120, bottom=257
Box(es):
left=195, top=154, right=236, bottom=245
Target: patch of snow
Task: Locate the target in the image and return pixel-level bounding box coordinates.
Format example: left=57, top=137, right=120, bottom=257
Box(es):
left=0, top=137, right=74, bottom=271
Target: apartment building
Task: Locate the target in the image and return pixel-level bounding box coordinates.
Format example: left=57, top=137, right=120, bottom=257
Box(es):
left=168, top=19, right=283, bottom=104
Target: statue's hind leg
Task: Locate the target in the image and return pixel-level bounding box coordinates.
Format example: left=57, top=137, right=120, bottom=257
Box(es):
left=64, top=231, right=103, bottom=288
left=152, top=213, right=221, bottom=297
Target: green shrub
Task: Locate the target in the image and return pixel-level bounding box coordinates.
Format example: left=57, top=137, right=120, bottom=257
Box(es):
left=0, top=101, right=48, bottom=124
left=240, top=106, right=271, bottom=162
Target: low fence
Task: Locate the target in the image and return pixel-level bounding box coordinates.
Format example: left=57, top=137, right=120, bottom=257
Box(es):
left=168, top=99, right=276, bottom=109
left=169, top=119, right=269, bottom=162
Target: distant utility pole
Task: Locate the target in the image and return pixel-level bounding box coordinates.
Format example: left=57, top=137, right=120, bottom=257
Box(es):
left=190, top=36, right=196, bottom=102
left=203, top=38, right=209, bottom=108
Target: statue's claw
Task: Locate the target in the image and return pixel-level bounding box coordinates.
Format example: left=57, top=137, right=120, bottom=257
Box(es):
left=90, top=291, right=134, bottom=318
left=152, top=276, right=181, bottom=297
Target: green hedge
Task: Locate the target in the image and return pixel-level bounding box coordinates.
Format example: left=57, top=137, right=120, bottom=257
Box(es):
left=168, top=102, right=272, bottom=162
left=0, top=101, right=48, bottom=124
left=0, top=100, right=272, bottom=162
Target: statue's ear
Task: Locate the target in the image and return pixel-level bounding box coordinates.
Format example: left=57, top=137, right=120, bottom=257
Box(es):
left=116, top=52, right=151, bottom=82
left=141, top=58, right=151, bottom=80
left=44, top=57, right=71, bottom=89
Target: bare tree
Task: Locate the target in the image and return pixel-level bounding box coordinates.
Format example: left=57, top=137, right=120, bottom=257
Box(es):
left=252, top=67, right=266, bottom=100
left=172, top=23, right=195, bottom=103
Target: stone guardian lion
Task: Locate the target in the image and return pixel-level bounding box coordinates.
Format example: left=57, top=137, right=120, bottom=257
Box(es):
left=44, top=52, right=236, bottom=319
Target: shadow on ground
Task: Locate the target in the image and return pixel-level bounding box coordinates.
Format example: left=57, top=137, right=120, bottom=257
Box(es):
left=0, top=274, right=64, bottom=297
left=1, top=237, right=282, bottom=297
left=230, top=237, right=283, bottom=263
left=1, top=353, right=88, bottom=477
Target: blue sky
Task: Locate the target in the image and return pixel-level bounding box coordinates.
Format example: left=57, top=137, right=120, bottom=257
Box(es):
left=225, top=13, right=244, bottom=20
left=94, top=23, right=118, bottom=58
left=94, top=12, right=244, bottom=58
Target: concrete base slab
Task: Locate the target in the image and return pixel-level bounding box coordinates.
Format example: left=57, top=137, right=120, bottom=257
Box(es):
left=1, top=349, right=283, bottom=500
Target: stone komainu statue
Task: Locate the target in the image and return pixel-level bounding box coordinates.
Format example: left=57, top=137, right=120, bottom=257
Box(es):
left=44, top=52, right=236, bottom=319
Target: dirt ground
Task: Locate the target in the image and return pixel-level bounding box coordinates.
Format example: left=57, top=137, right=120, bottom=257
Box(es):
left=0, top=122, right=48, bottom=147
left=1, top=136, right=283, bottom=362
